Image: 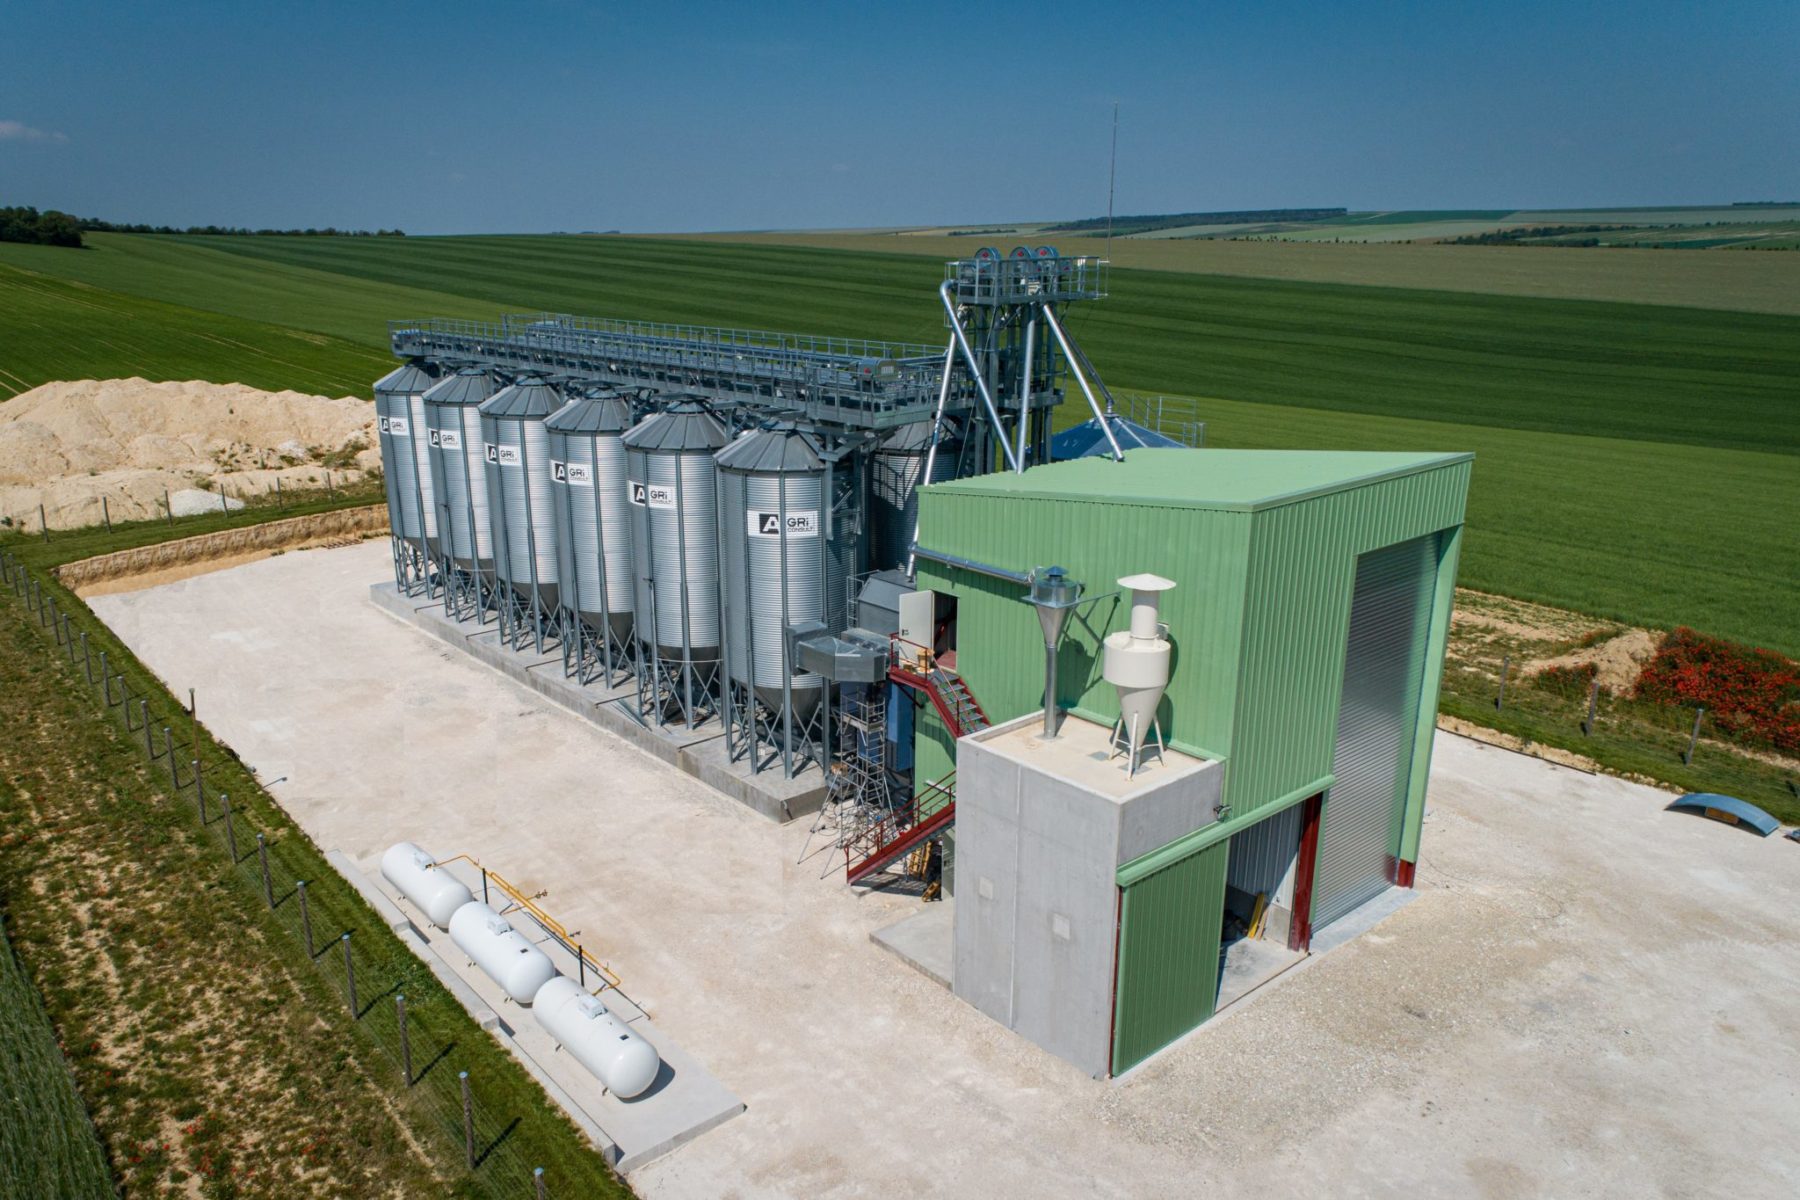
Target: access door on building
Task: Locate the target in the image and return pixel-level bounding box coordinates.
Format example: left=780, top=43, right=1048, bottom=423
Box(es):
left=1311, top=533, right=1439, bottom=931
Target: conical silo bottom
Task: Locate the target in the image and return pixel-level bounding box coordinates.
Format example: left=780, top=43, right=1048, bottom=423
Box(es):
left=507, top=579, right=560, bottom=612
left=753, top=683, right=824, bottom=722
left=574, top=609, right=634, bottom=646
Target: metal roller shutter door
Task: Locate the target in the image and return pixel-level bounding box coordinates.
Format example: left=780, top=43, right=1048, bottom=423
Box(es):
left=1311, top=534, right=1436, bottom=931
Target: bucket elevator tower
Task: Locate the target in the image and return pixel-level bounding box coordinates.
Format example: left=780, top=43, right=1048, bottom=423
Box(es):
left=925, top=246, right=1122, bottom=488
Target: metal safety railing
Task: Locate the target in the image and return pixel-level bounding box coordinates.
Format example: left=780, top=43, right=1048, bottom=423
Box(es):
left=846, top=771, right=957, bottom=885
left=945, top=250, right=1108, bottom=307
left=430, top=854, right=621, bottom=992
left=387, top=313, right=950, bottom=427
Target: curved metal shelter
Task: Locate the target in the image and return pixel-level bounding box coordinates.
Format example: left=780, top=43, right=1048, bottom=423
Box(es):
left=1668, top=793, right=1780, bottom=837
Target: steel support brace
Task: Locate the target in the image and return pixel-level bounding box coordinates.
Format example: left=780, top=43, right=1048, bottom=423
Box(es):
left=938, top=282, right=1021, bottom=473
left=1041, top=305, right=1124, bottom=462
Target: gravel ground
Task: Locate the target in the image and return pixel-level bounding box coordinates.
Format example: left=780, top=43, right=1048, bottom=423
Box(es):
left=91, top=541, right=1800, bottom=1199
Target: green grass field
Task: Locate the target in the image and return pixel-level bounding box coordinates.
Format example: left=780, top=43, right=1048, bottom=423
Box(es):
left=0, top=232, right=1794, bottom=654
left=0, top=517, right=630, bottom=1198
left=0, top=259, right=388, bottom=398
left=0, top=916, right=115, bottom=1198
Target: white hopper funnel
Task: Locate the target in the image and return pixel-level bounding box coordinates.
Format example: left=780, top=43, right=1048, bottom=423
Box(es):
left=1102, top=574, right=1175, bottom=776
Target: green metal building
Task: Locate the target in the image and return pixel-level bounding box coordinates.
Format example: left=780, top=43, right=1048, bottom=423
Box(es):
left=911, top=447, right=1472, bottom=1074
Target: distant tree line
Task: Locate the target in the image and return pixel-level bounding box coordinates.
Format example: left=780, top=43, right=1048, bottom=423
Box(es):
left=1046, top=207, right=1347, bottom=235
left=0, top=206, right=84, bottom=247
left=0, top=203, right=408, bottom=249
left=1446, top=224, right=1633, bottom=247
left=76, top=217, right=407, bottom=237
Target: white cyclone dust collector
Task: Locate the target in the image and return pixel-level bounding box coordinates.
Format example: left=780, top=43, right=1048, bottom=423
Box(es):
left=1103, top=574, right=1176, bottom=777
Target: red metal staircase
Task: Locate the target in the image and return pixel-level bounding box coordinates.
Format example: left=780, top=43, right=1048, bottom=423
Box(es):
left=844, top=641, right=991, bottom=886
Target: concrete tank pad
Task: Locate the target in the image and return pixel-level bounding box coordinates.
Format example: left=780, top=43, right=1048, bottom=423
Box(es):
left=369, top=581, right=826, bottom=821
left=355, top=855, right=745, bottom=1173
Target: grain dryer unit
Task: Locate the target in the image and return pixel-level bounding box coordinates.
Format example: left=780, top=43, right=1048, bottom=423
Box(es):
left=422, top=367, right=501, bottom=622
left=373, top=363, right=440, bottom=595
left=546, top=389, right=638, bottom=685
left=480, top=378, right=565, bottom=652
left=717, top=424, right=858, bottom=777
left=623, top=398, right=729, bottom=728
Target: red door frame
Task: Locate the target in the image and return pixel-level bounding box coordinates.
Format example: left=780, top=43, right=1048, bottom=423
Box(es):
left=1287, top=794, right=1324, bottom=953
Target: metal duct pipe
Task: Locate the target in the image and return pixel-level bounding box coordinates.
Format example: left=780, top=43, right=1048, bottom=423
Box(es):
left=909, top=543, right=1031, bottom=586
left=1014, top=315, right=1037, bottom=472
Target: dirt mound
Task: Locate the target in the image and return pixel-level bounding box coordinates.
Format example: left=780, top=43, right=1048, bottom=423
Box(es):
left=0, top=378, right=378, bottom=530
left=1528, top=628, right=1661, bottom=693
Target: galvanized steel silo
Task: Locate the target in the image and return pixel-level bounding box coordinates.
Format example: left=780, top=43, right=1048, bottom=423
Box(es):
left=422, top=368, right=499, bottom=616
left=373, top=363, right=438, bottom=589
left=479, top=379, right=563, bottom=648
left=546, top=391, right=636, bottom=680
left=869, top=419, right=961, bottom=570
left=717, top=425, right=855, bottom=772
left=622, top=399, right=728, bottom=724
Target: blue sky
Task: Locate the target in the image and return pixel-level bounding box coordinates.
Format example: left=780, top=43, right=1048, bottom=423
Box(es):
left=3, top=1, right=1795, bottom=234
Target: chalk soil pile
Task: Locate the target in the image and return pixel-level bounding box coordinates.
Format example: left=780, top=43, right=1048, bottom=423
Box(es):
left=0, top=378, right=379, bottom=529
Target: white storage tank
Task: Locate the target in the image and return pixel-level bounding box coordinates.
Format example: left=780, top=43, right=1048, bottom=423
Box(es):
left=448, top=901, right=558, bottom=1004
left=533, top=976, right=661, bottom=1100
left=380, top=842, right=474, bottom=929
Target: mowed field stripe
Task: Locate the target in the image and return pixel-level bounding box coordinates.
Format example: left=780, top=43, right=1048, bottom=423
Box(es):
left=181, top=234, right=1800, bottom=455
left=3, top=237, right=1792, bottom=651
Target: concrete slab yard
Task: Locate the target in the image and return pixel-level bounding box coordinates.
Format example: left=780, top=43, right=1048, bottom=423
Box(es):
left=369, top=581, right=825, bottom=820
left=89, top=542, right=1800, bottom=1199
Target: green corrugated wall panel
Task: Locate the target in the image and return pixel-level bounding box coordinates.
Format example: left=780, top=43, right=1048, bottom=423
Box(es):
left=914, top=701, right=956, bottom=809
left=1227, top=459, right=1471, bottom=822
left=1111, top=837, right=1229, bottom=1074
left=1399, top=525, right=1464, bottom=863
left=913, top=491, right=1251, bottom=770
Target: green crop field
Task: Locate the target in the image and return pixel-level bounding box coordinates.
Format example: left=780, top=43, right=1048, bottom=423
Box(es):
left=0, top=917, right=115, bottom=1198
left=672, top=229, right=1800, bottom=314
left=0, top=232, right=1794, bottom=653
left=0, top=259, right=388, bottom=398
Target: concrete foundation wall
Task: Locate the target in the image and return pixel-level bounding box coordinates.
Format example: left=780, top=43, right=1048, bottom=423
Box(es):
left=953, top=714, right=1222, bottom=1078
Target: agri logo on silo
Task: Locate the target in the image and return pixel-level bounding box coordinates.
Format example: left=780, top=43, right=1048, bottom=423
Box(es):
left=748, top=511, right=819, bottom=538
left=484, top=444, right=522, bottom=466
left=629, top=483, right=677, bottom=509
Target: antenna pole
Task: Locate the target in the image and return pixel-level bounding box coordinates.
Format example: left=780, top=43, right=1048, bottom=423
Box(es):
left=1105, top=101, right=1119, bottom=256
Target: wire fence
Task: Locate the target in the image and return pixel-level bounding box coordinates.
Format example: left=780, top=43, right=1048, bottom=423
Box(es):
left=0, top=547, right=590, bottom=1198
left=13, top=472, right=372, bottom=542
left=1486, top=650, right=1712, bottom=764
